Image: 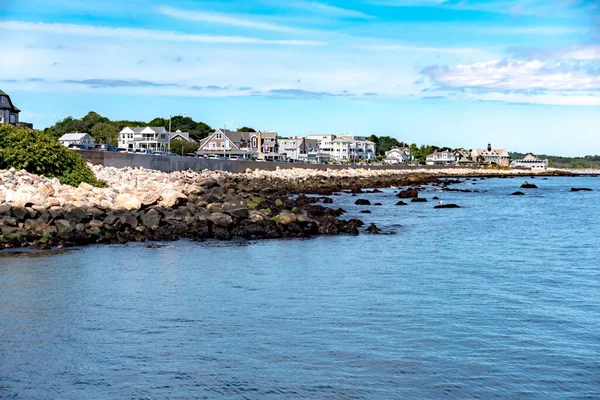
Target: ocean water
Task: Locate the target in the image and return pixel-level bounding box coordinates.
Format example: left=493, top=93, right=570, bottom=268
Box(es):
left=1, top=177, right=599, bottom=399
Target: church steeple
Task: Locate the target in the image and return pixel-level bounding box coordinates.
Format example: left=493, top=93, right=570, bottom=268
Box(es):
left=487, top=143, right=492, bottom=151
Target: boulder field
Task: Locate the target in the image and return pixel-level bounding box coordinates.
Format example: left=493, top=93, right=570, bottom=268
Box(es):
left=0, top=164, right=577, bottom=250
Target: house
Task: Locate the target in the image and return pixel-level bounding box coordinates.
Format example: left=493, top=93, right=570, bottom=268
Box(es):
left=308, top=134, right=336, bottom=161
left=426, top=150, right=456, bottom=165
left=471, top=143, right=510, bottom=166
left=170, top=130, right=197, bottom=142
left=197, top=129, right=279, bottom=158
left=58, top=133, right=95, bottom=148
left=279, top=137, right=320, bottom=161
left=0, top=89, right=32, bottom=128
left=338, top=135, right=376, bottom=161
left=385, top=147, right=412, bottom=165
left=119, top=126, right=169, bottom=151
left=454, top=149, right=473, bottom=164
left=510, top=154, right=548, bottom=170
left=308, top=133, right=376, bottom=161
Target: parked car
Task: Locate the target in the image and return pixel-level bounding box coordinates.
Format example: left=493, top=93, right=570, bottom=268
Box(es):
left=185, top=153, right=200, bottom=158
left=228, top=155, right=239, bottom=160
left=126, top=148, right=136, bottom=154
left=135, top=148, right=153, bottom=155
left=94, top=144, right=118, bottom=152
left=208, top=155, right=223, bottom=159
left=68, top=144, right=92, bottom=151
left=153, top=151, right=166, bottom=156
left=167, top=153, right=180, bottom=157
left=117, top=147, right=128, bottom=153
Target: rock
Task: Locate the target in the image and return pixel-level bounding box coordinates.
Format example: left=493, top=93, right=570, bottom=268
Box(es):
left=277, top=210, right=297, bottom=225
left=11, top=206, right=29, bottom=220
left=321, top=197, right=333, bottom=204
left=520, top=182, right=538, bottom=189
left=434, top=204, right=461, bottom=209
left=571, top=188, right=593, bottom=192
left=54, top=219, right=72, bottom=234
left=397, top=188, right=418, bottom=198
left=140, top=192, right=160, bottom=207
left=355, top=199, right=371, bottom=205
left=222, top=206, right=249, bottom=220
left=78, top=182, right=94, bottom=191
left=395, top=201, right=408, bottom=206
left=432, top=196, right=440, bottom=200
left=365, top=223, right=381, bottom=234
left=115, top=194, right=142, bottom=210
left=159, top=191, right=188, bottom=208
left=39, top=183, right=55, bottom=196
left=359, top=210, right=372, bottom=214
left=120, top=213, right=139, bottom=228
left=141, top=209, right=161, bottom=229
left=207, top=212, right=233, bottom=227
left=511, top=191, right=525, bottom=196
left=411, top=197, right=427, bottom=203
left=374, top=203, right=382, bottom=206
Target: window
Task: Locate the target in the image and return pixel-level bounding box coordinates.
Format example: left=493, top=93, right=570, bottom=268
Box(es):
left=0, top=97, right=6, bottom=104
left=9, top=114, right=15, bottom=123
left=216, top=133, right=222, bottom=139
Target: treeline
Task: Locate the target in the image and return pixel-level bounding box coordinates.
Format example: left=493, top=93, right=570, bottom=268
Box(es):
left=44, top=111, right=215, bottom=147
left=511, top=152, right=600, bottom=169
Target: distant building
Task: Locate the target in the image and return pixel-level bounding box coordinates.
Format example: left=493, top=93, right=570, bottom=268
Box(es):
left=471, top=143, right=510, bottom=167
left=58, top=133, right=95, bottom=148
left=0, top=89, right=32, bottom=128
left=119, top=126, right=169, bottom=151
left=197, top=129, right=278, bottom=158
left=279, top=137, right=320, bottom=161
left=510, top=154, right=548, bottom=170
left=385, top=147, right=412, bottom=165
left=426, top=150, right=456, bottom=165
left=170, top=130, right=197, bottom=142
left=307, top=133, right=376, bottom=161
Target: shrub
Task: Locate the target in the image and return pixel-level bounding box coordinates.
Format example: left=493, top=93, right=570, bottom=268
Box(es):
left=0, top=125, right=105, bottom=187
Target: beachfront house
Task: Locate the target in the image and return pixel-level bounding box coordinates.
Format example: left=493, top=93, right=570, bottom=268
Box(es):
left=197, top=129, right=279, bottom=158
left=278, top=137, right=320, bottom=161
left=58, top=133, right=95, bottom=148
left=308, top=133, right=375, bottom=161
left=119, top=126, right=169, bottom=151
left=426, top=150, right=456, bottom=165
left=385, top=148, right=412, bottom=165
left=510, top=154, right=549, bottom=170
left=0, top=89, right=32, bottom=128
left=471, top=143, right=510, bottom=166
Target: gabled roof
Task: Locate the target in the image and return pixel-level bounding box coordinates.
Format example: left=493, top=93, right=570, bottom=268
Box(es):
left=0, top=89, right=21, bottom=112
left=58, top=133, right=92, bottom=141
left=120, top=126, right=166, bottom=134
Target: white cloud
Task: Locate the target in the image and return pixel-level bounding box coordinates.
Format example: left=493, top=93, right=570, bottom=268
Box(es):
left=158, top=6, right=303, bottom=34
left=286, top=1, right=374, bottom=19
left=419, top=58, right=600, bottom=105
left=0, top=20, right=324, bottom=46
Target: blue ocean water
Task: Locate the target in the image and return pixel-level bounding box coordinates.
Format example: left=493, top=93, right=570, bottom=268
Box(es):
left=1, top=177, right=599, bottom=399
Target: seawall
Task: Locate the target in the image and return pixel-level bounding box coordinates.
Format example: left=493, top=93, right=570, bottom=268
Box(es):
left=80, top=151, right=447, bottom=173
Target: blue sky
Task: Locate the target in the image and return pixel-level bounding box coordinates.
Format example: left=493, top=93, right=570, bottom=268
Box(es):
left=1, top=0, right=599, bottom=155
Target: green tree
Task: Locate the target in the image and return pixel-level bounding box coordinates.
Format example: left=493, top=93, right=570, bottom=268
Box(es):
left=81, top=111, right=110, bottom=129
left=237, top=127, right=256, bottom=132
left=170, top=140, right=200, bottom=155
left=91, top=123, right=119, bottom=146
left=0, top=125, right=104, bottom=187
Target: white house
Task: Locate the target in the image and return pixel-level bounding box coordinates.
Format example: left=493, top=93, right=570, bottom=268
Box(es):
left=58, top=133, right=95, bottom=148
left=308, top=133, right=375, bottom=161
left=426, top=150, right=456, bottom=165
left=385, top=148, right=412, bottom=165
left=119, top=126, right=169, bottom=151
left=510, top=154, right=548, bottom=170
left=279, top=137, right=320, bottom=161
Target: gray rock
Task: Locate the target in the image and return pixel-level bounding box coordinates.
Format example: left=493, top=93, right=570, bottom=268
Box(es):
left=141, top=209, right=161, bottom=229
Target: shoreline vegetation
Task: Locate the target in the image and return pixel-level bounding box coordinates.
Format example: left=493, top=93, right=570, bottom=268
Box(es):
left=0, top=162, right=585, bottom=251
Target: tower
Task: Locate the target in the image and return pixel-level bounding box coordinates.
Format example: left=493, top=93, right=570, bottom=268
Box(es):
left=487, top=143, right=492, bottom=152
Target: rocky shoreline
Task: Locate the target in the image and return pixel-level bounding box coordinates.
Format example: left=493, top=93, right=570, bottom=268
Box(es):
left=0, top=165, right=579, bottom=250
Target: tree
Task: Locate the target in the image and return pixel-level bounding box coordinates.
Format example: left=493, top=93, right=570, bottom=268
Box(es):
left=81, top=111, right=109, bottom=129
left=237, top=127, right=256, bottom=132
left=170, top=140, right=200, bottom=155
left=91, top=123, right=119, bottom=146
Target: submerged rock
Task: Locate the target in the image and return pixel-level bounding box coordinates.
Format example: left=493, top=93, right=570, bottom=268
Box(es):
left=355, top=199, right=371, bottom=205
left=411, top=197, right=427, bottom=203
left=520, top=182, right=538, bottom=189
left=434, top=204, right=461, bottom=209
left=511, top=191, right=525, bottom=196
left=395, top=201, right=408, bottom=206
left=397, top=188, right=419, bottom=198
left=571, top=188, right=593, bottom=192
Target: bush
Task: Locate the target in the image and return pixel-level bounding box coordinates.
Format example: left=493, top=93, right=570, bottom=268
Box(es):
left=0, top=125, right=105, bottom=187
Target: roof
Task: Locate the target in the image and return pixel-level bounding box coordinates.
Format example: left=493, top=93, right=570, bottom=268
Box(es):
left=120, top=126, right=167, bottom=134
left=58, top=133, right=92, bottom=141
left=0, top=89, right=21, bottom=112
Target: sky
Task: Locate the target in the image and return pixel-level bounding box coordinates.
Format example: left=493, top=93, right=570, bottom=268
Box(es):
left=1, top=0, right=599, bottom=156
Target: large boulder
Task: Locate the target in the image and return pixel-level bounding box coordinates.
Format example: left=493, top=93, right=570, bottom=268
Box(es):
left=115, top=194, right=142, bottom=210
left=159, top=190, right=188, bottom=208
left=397, top=188, right=419, bottom=198
left=140, top=192, right=161, bottom=207
left=411, top=197, right=428, bottom=203
left=207, top=212, right=233, bottom=227
left=54, top=219, right=72, bottom=234
left=141, top=209, right=161, bottom=229
left=355, top=199, right=371, bottom=205
left=520, top=182, right=538, bottom=189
